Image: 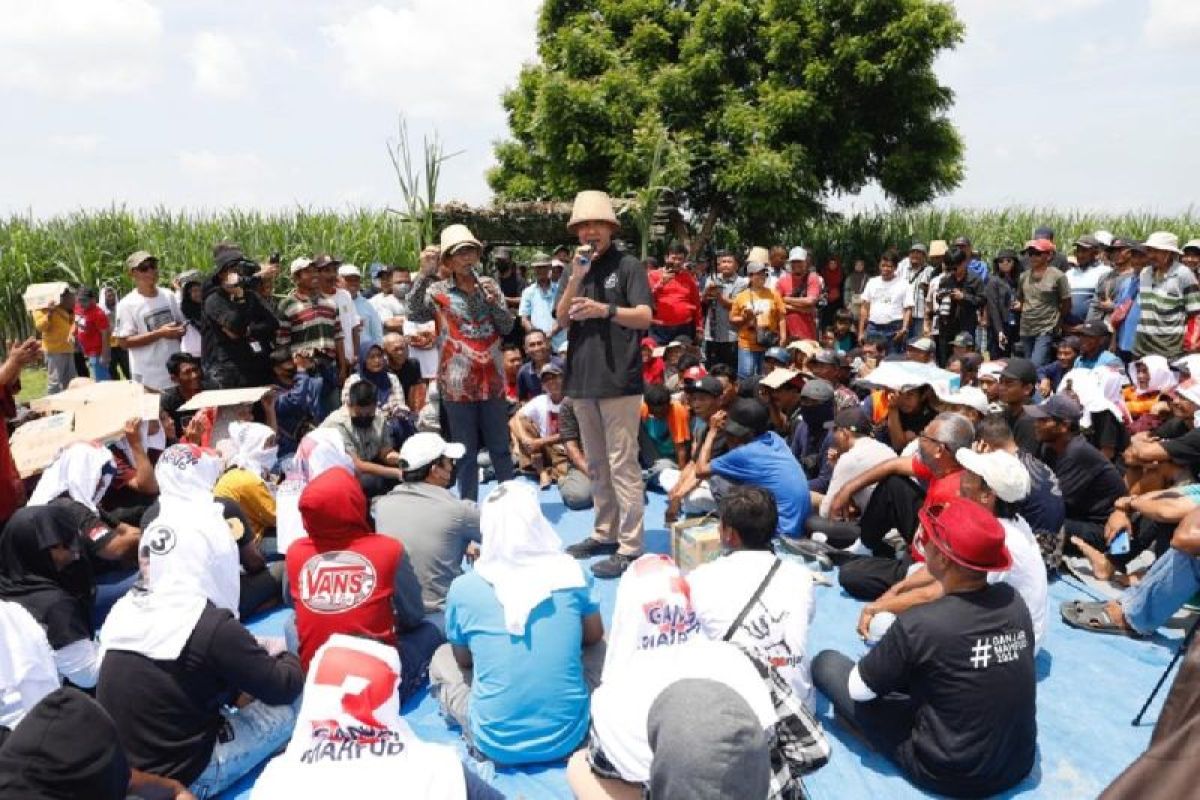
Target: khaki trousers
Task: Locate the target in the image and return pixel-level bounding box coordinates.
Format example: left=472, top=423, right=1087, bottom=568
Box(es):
left=572, top=394, right=644, bottom=555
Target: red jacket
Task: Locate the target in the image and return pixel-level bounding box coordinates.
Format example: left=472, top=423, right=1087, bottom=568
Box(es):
left=287, top=468, right=401, bottom=671
left=649, top=269, right=702, bottom=328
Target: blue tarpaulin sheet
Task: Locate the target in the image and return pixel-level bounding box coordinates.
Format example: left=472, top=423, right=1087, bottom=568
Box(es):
left=223, top=484, right=1177, bottom=799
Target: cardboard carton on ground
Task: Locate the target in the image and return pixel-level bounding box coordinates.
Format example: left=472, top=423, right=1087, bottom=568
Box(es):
left=671, top=516, right=722, bottom=573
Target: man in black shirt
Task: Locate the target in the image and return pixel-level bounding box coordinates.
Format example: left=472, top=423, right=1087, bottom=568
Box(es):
left=998, top=357, right=1040, bottom=454
left=558, top=191, right=655, bottom=578
left=813, top=497, right=1036, bottom=798
left=930, top=246, right=984, bottom=365
left=1030, top=394, right=1125, bottom=550
left=201, top=251, right=278, bottom=388
left=493, top=246, right=526, bottom=350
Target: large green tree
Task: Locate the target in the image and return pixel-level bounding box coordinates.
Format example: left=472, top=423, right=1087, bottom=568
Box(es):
left=489, top=0, right=965, bottom=249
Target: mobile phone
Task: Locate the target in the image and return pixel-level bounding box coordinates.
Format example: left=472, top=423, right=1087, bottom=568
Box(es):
left=1108, top=530, right=1131, bottom=556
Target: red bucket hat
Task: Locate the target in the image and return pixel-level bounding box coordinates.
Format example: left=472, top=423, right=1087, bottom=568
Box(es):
left=917, top=498, right=1011, bottom=572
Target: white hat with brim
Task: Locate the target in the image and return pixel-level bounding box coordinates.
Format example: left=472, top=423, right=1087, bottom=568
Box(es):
left=567, top=190, right=619, bottom=231
left=399, top=432, right=466, bottom=471
left=1184, top=239, right=1200, bottom=253
left=788, top=339, right=821, bottom=356
left=1145, top=231, right=1182, bottom=255
left=956, top=448, right=1031, bottom=504
left=337, top=263, right=361, bottom=278
left=439, top=224, right=483, bottom=257
left=746, top=246, right=770, bottom=265
left=289, top=257, right=314, bottom=276
left=932, top=383, right=990, bottom=414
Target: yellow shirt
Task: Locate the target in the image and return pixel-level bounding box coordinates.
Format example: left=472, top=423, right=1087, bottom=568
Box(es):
left=731, top=287, right=785, bottom=351
left=214, top=468, right=277, bottom=542
left=32, top=307, right=74, bottom=354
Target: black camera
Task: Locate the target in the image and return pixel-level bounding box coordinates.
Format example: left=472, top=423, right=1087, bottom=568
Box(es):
left=235, top=258, right=262, bottom=290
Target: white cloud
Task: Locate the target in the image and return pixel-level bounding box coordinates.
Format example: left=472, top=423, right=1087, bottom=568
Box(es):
left=0, top=0, right=163, bottom=95
left=1144, top=0, right=1200, bottom=45
left=189, top=31, right=251, bottom=99
left=178, top=150, right=268, bottom=181
left=48, top=133, right=101, bottom=154
left=322, top=0, right=541, bottom=122
left=951, top=0, right=1105, bottom=22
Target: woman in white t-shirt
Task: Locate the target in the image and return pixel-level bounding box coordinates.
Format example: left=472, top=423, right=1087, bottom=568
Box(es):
left=404, top=318, right=439, bottom=380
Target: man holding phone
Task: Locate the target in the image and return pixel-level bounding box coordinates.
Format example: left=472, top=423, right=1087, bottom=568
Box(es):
left=648, top=242, right=701, bottom=346
left=556, top=191, right=654, bottom=579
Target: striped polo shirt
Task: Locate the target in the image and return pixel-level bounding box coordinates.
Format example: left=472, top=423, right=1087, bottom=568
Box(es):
left=276, top=291, right=342, bottom=359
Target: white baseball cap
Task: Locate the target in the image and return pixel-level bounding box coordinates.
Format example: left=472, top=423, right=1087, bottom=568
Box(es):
left=337, top=263, right=362, bottom=278
left=932, top=383, right=990, bottom=414
left=398, top=432, right=466, bottom=471
left=788, top=246, right=808, bottom=262
left=956, top=449, right=1031, bottom=503
left=289, top=257, right=313, bottom=275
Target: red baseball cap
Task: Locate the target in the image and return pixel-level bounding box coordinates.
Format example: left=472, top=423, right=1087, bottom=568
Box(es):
left=1023, top=238, right=1056, bottom=254
left=641, top=337, right=658, bottom=350
left=682, top=365, right=708, bottom=382
left=917, top=498, right=1011, bottom=572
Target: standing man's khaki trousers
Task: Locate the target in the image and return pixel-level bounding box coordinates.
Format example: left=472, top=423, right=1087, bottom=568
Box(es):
left=572, top=394, right=644, bottom=556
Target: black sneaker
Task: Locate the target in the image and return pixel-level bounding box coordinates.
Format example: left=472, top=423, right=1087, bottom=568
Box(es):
left=592, top=552, right=638, bottom=579
left=565, top=538, right=619, bottom=559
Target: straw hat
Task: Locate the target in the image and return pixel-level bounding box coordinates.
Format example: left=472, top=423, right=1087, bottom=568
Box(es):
left=746, top=246, right=770, bottom=266
left=439, top=224, right=483, bottom=257
left=567, top=190, right=619, bottom=231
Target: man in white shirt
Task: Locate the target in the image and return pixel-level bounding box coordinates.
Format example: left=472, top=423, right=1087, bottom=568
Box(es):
left=510, top=362, right=566, bottom=488
left=114, top=250, right=184, bottom=391
left=855, top=448, right=1048, bottom=652
left=688, top=485, right=816, bottom=707
left=804, top=408, right=898, bottom=549
left=368, top=263, right=407, bottom=333
left=314, top=254, right=360, bottom=378
left=858, top=254, right=913, bottom=354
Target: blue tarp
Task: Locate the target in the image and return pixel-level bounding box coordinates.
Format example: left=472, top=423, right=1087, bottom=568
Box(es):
left=224, top=484, right=1177, bottom=799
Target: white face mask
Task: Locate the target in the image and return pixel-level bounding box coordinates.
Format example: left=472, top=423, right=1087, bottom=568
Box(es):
left=1193, top=409, right=1200, bottom=429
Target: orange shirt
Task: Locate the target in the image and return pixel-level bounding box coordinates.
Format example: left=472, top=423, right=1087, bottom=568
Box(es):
left=731, top=287, right=785, bottom=352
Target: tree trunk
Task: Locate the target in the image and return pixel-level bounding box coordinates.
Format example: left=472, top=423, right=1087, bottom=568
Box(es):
left=691, top=205, right=721, bottom=258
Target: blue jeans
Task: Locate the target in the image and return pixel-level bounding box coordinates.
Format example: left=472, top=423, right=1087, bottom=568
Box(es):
left=1021, top=333, right=1055, bottom=368
left=188, top=698, right=299, bottom=799
left=91, top=568, right=139, bottom=630
left=398, top=621, right=446, bottom=703
left=737, top=348, right=764, bottom=380
left=650, top=323, right=695, bottom=346
left=86, top=355, right=111, bottom=381
left=866, top=321, right=904, bottom=354
left=1121, top=548, right=1200, bottom=635
left=444, top=397, right=515, bottom=502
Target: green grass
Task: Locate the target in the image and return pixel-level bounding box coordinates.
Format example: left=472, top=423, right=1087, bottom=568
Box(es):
left=16, top=366, right=47, bottom=403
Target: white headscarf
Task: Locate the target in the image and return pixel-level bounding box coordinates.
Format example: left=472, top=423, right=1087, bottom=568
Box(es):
left=1129, top=355, right=1177, bottom=397
left=251, top=635, right=465, bottom=799
left=1060, top=367, right=1130, bottom=428
left=225, top=421, right=278, bottom=477
left=604, top=555, right=701, bottom=678
left=474, top=480, right=586, bottom=635
left=100, top=444, right=239, bottom=660
left=0, top=600, right=59, bottom=731
left=114, top=418, right=167, bottom=462
left=1173, top=355, right=1200, bottom=381
left=276, top=429, right=356, bottom=555
left=27, top=442, right=115, bottom=512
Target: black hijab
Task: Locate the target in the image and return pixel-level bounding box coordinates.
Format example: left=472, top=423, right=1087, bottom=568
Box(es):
left=179, top=279, right=203, bottom=326
left=0, top=506, right=94, bottom=649
left=0, top=687, right=130, bottom=800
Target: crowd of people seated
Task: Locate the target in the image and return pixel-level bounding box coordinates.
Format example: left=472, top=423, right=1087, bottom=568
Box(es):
left=2, top=194, right=1200, bottom=798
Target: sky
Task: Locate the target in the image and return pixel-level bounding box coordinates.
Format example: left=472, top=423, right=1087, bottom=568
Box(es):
left=2, top=0, right=1198, bottom=219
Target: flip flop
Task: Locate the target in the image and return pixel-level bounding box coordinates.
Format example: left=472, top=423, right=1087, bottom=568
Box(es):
left=1060, top=599, right=1144, bottom=638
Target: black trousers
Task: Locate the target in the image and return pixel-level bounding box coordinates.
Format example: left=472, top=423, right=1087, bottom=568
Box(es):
left=704, top=340, right=738, bottom=373
left=805, top=515, right=862, bottom=549
left=838, top=553, right=912, bottom=601
left=859, top=475, right=926, bottom=557
left=812, top=650, right=914, bottom=761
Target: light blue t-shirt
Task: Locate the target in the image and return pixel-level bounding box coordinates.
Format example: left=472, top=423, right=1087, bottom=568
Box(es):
left=445, top=569, right=599, bottom=765
left=710, top=431, right=811, bottom=537
left=353, top=293, right=384, bottom=346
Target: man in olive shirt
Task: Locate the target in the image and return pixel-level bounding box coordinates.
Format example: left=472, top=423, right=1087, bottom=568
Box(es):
left=1016, top=239, right=1071, bottom=367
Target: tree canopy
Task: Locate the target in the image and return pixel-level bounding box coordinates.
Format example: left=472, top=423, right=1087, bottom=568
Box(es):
left=489, top=0, right=966, bottom=249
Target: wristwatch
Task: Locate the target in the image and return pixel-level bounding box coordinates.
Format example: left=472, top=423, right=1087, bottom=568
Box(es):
left=606, top=303, right=618, bottom=320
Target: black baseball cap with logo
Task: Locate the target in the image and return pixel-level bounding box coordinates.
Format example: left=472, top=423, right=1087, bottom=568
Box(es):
left=723, top=398, right=769, bottom=439
left=824, top=407, right=872, bottom=435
